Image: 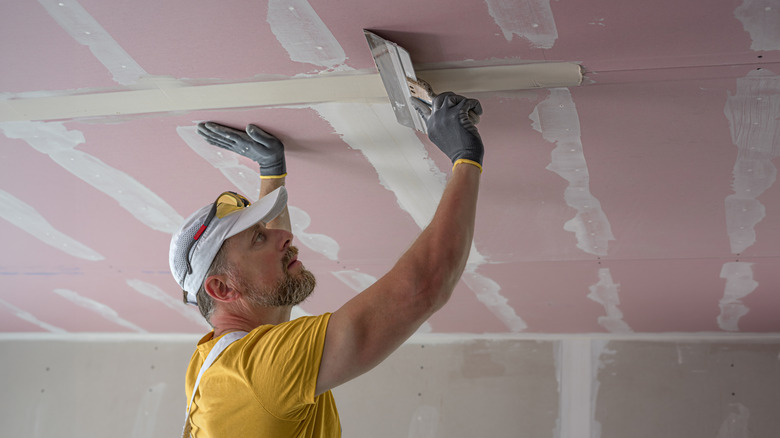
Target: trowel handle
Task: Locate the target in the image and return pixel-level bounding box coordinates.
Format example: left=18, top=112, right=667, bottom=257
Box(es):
left=408, top=77, right=480, bottom=125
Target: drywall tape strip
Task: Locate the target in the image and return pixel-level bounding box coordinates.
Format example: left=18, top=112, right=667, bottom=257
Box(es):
left=0, top=63, right=583, bottom=122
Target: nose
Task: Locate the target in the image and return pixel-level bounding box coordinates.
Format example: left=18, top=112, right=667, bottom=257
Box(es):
left=277, top=228, right=293, bottom=251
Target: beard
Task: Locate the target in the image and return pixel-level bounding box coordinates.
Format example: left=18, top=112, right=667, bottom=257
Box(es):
left=239, top=246, right=316, bottom=308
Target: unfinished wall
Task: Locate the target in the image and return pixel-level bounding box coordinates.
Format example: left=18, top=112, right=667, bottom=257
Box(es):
left=2, top=335, right=779, bottom=437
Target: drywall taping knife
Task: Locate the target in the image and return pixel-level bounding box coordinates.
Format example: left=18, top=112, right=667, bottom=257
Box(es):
left=363, top=30, right=479, bottom=133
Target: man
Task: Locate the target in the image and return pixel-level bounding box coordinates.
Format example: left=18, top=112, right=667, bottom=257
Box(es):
left=170, top=92, right=484, bottom=437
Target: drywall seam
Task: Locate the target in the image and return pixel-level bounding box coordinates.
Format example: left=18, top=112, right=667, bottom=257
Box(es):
left=0, top=298, right=66, bottom=333
left=723, top=69, right=780, bottom=254
left=0, top=63, right=583, bottom=122
left=1, top=121, right=183, bottom=233
left=0, top=188, right=103, bottom=261
left=530, top=88, right=615, bottom=256
left=718, top=262, right=758, bottom=332
left=586, top=268, right=632, bottom=333
left=735, top=0, right=780, bottom=51
left=485, top=0, right=558, bottom=49
left=267, top=0, right=347, bottom=71
left=555, top=339, right=592, bottom=438
left=126, top=279, right=211, bottom=330
left=311, top=101, right=526, bottom=332
left=37, top=0, right=146, bottom=85
left=52, top=288, right=146, bottom=332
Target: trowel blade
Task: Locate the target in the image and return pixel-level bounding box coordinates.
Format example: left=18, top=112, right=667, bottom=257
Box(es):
left=363, top=30, right=427, bottom=132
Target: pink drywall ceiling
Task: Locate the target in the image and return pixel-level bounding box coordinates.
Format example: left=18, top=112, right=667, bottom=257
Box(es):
left=1, top=0, right=778, bottom=335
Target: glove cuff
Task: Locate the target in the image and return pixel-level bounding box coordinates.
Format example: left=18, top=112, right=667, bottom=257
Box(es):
left=452, top=158, right=482, bottom=173
left=259, top=173, right=288, bottom=180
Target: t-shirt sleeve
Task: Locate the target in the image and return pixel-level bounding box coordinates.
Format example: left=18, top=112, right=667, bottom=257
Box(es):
left=237, top=313, right=331, bottom=420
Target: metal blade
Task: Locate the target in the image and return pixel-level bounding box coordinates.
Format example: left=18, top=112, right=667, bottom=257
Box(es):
left=363, top=30, right=427, bottom=132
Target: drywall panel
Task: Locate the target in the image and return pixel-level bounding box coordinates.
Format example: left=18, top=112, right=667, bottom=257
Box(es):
left=594, top=340, right=780, bottom=438
left=333, top=338, right=560, bottom=438
left=2, top=335, right=779, bottom=438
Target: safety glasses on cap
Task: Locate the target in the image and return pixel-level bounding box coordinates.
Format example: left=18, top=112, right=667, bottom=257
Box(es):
left=182, top=191, right=250, bottom=282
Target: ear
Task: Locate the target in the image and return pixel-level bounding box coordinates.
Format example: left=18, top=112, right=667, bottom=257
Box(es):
left=204, top=274, right=241, bottom=303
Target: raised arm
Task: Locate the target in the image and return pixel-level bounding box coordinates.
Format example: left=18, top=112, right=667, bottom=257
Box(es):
left=316, top=92, right=484, bottom=395
left=197, top=122, right=291, bottom=232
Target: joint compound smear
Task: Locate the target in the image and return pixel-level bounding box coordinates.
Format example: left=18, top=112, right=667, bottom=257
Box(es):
left=312, top=102, right=526, bottom=332
left=53, top=288, right=146, bottom=332
left=37, top=0, right=146, bottom=85
left=531, top=88, right=615, bottom=257
left=177, top=126, right=262, bottom=200
left=484, top=0, right=558, bottom=49
left=723, top=69, right=780, bottom=254
left=718, top=262, right=758, bottom=332
left=0, top=188, right=104, bottom=261
left=587, top=268, right=632, bottom=333
left=735, top=0, right=780, bottom=51
left=1, top=121, right=183, bottom=234
left=0, top=298, right=66, bottom=333
left=267, top=0, right=347, bottom=71
left=126, top=279, right=211, bottom=330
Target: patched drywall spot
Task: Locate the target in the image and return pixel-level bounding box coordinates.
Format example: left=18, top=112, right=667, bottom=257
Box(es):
left=312, top=102, right=524, bottom=332
left=735, top=0, right=780, bottom=51
left=131, top=382, right=166, bottom=438
left=718, top=262, right=758, bottom=332
left=1, top=121, right=183, bottom=233
left=723, top=69, right=779, bottom=254
left=267, top=0, right=348, bottom=71
left=126, top=279, right=211, bottom=330
left=0, top=298, right=66, bottom=332
left=37, top=0, right=146, bottom=85
left=53, top=288, right=146, bottom=332
left=587, top=268, right=632, bottom=333
left=0, top=188, right=103, bottom=261
left=484, top=0, right=558, bottom=49
left=530, top=88, right=615, bottom=256
left=408, top=405, right=439, bottom=438
left=717, top=403, right=751, bottom=438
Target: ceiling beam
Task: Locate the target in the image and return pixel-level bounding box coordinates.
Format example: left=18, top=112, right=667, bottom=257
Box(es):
left=0, top=63, right=582, bottom=122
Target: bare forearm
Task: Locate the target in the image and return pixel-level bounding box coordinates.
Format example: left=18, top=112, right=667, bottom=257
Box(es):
left=260, top=176, right=291, bottom=232
left=399, top=163, right=481, bottom=309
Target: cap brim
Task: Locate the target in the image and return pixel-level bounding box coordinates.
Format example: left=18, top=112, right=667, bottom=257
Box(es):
left=224, top=186, right=288, bottom=239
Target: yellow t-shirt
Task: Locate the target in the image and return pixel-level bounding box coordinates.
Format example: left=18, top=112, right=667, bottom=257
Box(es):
left=185, top=313, right=340, bottom=437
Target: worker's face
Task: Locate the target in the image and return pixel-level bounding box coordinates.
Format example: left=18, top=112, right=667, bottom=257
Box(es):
left=224, top=222, right=316, bottom=307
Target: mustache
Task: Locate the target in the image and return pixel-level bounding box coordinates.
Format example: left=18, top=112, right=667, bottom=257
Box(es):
left=283, top=246, right=299, bottom=268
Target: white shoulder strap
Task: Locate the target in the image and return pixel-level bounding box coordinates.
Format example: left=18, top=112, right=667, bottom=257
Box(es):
left=182, top=331, right=248, bottom=438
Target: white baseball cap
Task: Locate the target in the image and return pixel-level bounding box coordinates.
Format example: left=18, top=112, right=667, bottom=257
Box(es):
left=169, top=187, right=288, bottom=305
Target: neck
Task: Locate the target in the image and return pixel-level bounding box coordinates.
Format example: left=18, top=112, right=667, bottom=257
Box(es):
left=211, top=305, right=292, bottom=338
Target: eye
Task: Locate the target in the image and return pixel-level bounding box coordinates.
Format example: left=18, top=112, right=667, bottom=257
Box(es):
left=255, top=232, right=266, bottom=243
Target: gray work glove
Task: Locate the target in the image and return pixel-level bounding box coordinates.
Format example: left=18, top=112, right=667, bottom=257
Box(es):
left=197, top=122, right=286, bottom=177
left=412, top=92, right=484, bottom=170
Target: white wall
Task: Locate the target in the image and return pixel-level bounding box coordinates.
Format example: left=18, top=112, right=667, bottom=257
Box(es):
left=2, top=333, right=779, bottom=437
